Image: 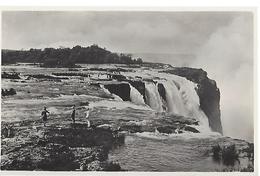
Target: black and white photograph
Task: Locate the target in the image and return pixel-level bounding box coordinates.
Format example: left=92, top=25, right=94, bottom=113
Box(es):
left=0, top=9, right=255, bottom=173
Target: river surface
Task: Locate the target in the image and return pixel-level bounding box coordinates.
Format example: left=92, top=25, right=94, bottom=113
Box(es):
left=109, top=133, right=250, bottom=172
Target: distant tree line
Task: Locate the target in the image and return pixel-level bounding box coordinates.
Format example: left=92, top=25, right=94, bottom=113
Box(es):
left=2, top=44, right=143, bottom=67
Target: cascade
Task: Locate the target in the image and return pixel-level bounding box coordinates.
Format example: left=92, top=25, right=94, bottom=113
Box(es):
left=129, top=83, right=145, bottom=105
left=162, top=81, right=187, bottom=115
left=177, top=79, right=210, bottom=131
left=144, top=82, right=164, bottom=112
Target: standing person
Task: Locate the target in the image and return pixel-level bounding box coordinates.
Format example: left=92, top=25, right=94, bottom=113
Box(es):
left=85, top=107, right=91, bottom=127
left=41, top=106, right=50, bottom=127
left=71, top=105, right=76, bottom=123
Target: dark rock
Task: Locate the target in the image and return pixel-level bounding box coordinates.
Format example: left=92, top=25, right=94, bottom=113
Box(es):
left=211, top=144, right=239, bottom=167
left=157, top=126, right=177, bottom=134
left=68, top=68, right=79, bottom=71
left=2, top=72, right=21, bottom=79
left=128, top=80, right=146, bottom=101
left=119, top=124, right=142, bottom=133
left=111, top=74, right=127, bottom=81
left=104, top=83, right=130, bottom=101
left=157, top=83, right=166, bottom=101
left=184, top=126, right=200, bottom=133
left=52, top=72, right=90, bottom=77
left=1, top=120, right=125, bottom=171
left=90, top=83, right=101, bottom=87
left=2, top=88, right=17, bottom=96
left=212, top=144, right=222, bottom=162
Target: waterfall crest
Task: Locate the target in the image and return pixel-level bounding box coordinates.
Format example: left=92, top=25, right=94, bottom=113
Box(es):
left=129, top=84, right=145, bottom=105
left=145, top=82, right=163, bottom=112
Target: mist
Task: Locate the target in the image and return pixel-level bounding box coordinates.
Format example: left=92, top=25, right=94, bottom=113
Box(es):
left=191, top=14, right=254, bottom=141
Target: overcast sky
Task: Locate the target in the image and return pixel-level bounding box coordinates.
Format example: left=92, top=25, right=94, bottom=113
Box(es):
left=2, top=11, right=254, bottom=141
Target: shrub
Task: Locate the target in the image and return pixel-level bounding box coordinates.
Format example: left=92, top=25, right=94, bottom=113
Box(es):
left=222, top=145, right=239, bottom=166
left=212, top=144, right=239, bottom=166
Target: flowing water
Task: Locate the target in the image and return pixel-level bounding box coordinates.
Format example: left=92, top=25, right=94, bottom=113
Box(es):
left=109, top=133, right=246, bottom=172
left=144, top=82, right=164, bottom=112
left=129, top=83, right=145, bottom=105
left=162, top=80, right=187, bottom=115
left=1, top=64, right=252, bottom=172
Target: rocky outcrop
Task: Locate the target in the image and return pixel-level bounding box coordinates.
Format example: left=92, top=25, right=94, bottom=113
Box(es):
left=104, top=83, right=130, bottom=101
left=1, top=120, right=124, bottom=171
left=2, top=88, right=16, bottom=96
left=2, top=72, right=21, bottom=79
left=161, top=67, right=223, bottom=134
left=128, top=80, right=146, bottom=100
left=26, top=74, right=69, bottom=80
left=157, top=83, right=166, bottom=101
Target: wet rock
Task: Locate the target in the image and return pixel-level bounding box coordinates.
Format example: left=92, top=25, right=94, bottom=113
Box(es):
left=1, top=125, right=15, bottom=138
left=111, top=74, right=127, bottom=81
left=184, top=126, right=200, bottom=133
left=2, top=88, right=16, bottom=96
left=128, top=80, right=146, bottom=100
left=157, top=126, right=177, bottom=134
left=104, top=83, right=130, bottom=101
left=2, top=72, right=21, bottom=79
left=119, top=124, right=142, bottom=133
left=157, top=83, right=166, bottom=101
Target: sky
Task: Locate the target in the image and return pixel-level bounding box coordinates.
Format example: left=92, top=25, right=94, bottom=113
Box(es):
left=2, top=11, right=254, bottom=141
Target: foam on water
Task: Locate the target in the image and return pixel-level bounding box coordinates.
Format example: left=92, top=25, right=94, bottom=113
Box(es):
left=135, top=130, right=221, bottom=141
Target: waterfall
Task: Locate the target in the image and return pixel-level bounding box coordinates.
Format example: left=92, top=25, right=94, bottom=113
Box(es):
left=162, top=81, right=187, bottom=116
left=129, top=84, right=145, bottom=105
left=144, top=82, right=163, bottom=112
left=161, top=77, right=210, bottom=132
left=177, top=79, right=210, bottom=131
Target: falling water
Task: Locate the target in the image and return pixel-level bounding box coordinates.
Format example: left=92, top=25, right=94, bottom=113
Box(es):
left=129, top=84, right=145, bottom=105
left=162, top=81, right=187, bottom=116
left=145, top=82, right=163, bottom=112
left=161, top=76, right=211, bottom=132
left=177, top=79, right=210, bottom=132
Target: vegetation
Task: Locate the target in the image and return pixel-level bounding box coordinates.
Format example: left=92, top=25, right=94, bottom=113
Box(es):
left=212, top=144, right=239, bottom=166
left=2, top=44, right=143, bottom=67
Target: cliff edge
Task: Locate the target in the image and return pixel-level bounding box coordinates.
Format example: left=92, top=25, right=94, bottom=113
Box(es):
left=162, top=67, right=223, bottom=134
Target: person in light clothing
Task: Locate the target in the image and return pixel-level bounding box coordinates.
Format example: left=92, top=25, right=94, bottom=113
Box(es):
left=85, top=107, right=91, bottom=127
